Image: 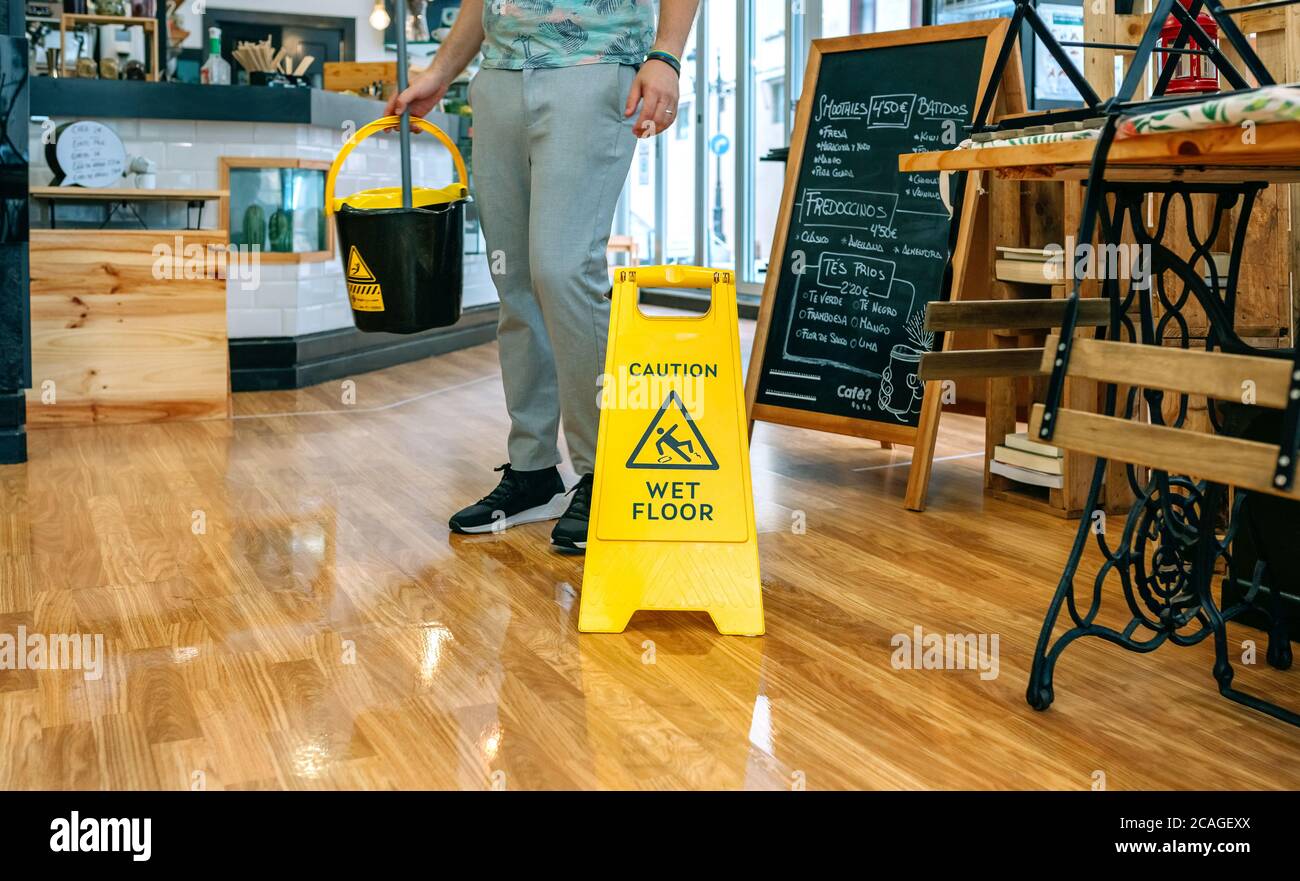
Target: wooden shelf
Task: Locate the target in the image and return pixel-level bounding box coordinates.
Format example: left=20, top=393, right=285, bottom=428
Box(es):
left=900, top=120, right=1300, bottom=183
left=31, top=187, right=228, bottom=202
left=61, top=13, right=156, bottom=25
left=61, top=13, right=160, bottom=82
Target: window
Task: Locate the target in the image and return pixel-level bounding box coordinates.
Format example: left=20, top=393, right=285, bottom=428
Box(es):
left=933, top=0, right=1086, bottom=108
left=624, top=135, right=658, bottom=267
left=766, top=80, right=785, bottom=126
left=675, top=102, right=693, bottom=141
left=823, top=0, right=920, bottom=38
left=613, top=0, right=925, bottom=293
left=821, top=0, right=864, bottom=38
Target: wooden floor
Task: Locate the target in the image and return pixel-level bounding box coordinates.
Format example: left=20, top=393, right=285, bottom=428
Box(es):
left=2, top=318, right=1300, bottom=790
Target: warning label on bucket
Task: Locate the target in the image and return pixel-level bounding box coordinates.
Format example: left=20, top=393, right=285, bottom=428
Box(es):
left=346, top=246, right=384, bottom=312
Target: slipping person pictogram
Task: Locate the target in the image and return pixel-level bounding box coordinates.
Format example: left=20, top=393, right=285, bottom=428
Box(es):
left=346, top=246, right=377, bottom=282
left=655, top=424, right=697, bottom=463
left=627, top=390, right=719, bottom=470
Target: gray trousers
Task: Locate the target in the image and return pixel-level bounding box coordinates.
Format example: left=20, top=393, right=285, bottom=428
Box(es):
left=470, top=64, right=639, bottom=476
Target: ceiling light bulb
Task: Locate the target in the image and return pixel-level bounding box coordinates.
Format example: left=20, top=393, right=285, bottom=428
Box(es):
left=369, top=1, right=391, bottom=31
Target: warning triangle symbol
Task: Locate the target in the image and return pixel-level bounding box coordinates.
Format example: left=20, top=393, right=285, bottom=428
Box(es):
left=626, top=391, right=719, bottom=470
left=347, top=246, right=377, bottom=282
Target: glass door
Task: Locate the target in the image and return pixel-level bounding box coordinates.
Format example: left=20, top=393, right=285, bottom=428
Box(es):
left=618, top=0, right=912, bottom=292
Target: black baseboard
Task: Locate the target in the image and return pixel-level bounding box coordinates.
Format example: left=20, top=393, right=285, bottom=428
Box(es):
left=230, top=304, right=499, bottom=392
left=223, top=290, right=748, bottom=392
left=0, top=389, right=26, bottom=464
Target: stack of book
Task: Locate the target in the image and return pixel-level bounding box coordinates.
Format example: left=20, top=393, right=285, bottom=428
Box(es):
left=991, top=431, right=1064, bottom=489
left=994, top=246, right=1064, bottom=285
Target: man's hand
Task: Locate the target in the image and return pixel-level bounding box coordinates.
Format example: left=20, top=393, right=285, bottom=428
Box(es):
left=385, top=68, right=454, bottom=130
left=624, top=59, right=681, bottom=138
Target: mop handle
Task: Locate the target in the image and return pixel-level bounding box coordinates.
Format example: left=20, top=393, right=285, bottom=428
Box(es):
left=395, top=0, right=413, bottom=209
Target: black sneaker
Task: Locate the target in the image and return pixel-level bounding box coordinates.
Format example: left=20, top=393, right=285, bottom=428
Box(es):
left=551, top=473, right=593, bottom=551
left=448, top=464, right=568, bottom=535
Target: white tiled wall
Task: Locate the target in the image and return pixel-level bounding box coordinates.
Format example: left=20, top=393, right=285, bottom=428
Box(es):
left=31, top=117, right=496, bottom=339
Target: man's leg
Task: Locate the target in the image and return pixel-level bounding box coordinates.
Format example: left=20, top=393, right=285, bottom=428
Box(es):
left=522, top=63, right=640, bottom=476
left=470, top=68, right=563, bottom=471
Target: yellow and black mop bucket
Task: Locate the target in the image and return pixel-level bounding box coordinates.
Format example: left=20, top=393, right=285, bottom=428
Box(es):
left=325, top=115, right=469, bottom=334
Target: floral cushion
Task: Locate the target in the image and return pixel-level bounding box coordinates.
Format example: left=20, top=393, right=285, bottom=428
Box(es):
left=951, top=85, right=1300, bottom=151
left=1118, top=84, right=1300, bottom=138
left=964, top=129, right=1101, bottom=149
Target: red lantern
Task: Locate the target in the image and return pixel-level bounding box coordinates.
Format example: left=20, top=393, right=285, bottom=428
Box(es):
left=1159, top=0, right=1220, bottom=94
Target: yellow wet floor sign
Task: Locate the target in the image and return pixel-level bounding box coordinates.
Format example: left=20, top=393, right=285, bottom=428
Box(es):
left=580, top=266, right=763, bottom=636
left=346, top=246, right=384, bottom=312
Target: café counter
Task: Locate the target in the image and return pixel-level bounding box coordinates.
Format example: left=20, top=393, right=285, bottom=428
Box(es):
left=26, top=79, right=494, bottom=425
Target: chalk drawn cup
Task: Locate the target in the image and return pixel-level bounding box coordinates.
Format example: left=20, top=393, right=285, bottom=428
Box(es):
left=877, top=344, right=925, bottom=421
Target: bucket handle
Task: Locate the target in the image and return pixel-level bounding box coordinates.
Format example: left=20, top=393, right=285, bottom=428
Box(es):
left=325, top=115, right=469, bottom=215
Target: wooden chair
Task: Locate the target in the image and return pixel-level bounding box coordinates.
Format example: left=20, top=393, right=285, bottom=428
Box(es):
left=606, top=235, right=640, bottom=267
left=1027, top=333, right=1300, bottom=727
left=1031, top=335, right=1300, bottom=501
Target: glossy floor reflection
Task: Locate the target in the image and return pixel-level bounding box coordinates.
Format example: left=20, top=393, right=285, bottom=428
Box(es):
left=2, top=320, right=1300, bottom=789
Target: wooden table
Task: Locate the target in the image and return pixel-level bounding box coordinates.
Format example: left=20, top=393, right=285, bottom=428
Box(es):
left=901, top=120, right=1300, bottom=183
left=901, top=120, right=1300, bottom=726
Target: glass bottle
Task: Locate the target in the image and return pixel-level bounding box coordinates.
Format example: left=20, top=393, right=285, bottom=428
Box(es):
left=200, top=27, right=230, bottom=85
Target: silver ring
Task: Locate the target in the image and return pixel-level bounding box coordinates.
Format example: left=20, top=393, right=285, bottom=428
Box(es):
left=664, top=109, right=675, bottom=117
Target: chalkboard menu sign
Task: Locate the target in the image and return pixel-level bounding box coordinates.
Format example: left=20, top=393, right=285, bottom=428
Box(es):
left=745, top=20, right=1011, bottom=510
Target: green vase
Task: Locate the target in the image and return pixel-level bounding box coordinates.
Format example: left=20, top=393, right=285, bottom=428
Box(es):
left=268, top=209, right=294, bottom=252
left=240, top=204, right=266, bottom=250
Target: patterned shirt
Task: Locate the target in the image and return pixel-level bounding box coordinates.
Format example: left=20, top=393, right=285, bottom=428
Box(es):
left=480, top=0, right=657, bottom=70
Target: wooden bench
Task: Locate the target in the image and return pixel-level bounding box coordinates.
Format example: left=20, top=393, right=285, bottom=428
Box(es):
left=919, top=298, right=1110, bottom=381
left=918, top=297, right=1112, bottom=517
left=606, top=235, right=640, bottom=267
